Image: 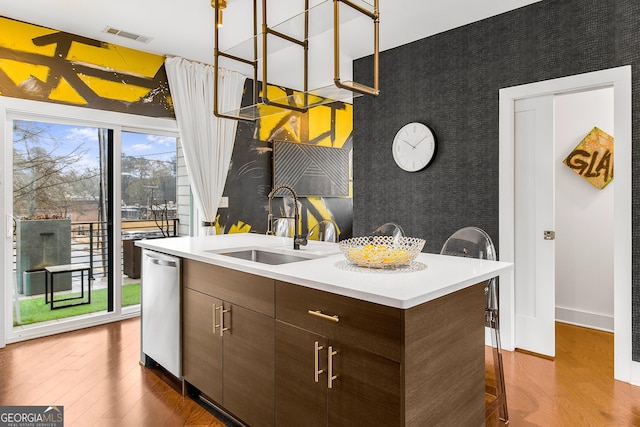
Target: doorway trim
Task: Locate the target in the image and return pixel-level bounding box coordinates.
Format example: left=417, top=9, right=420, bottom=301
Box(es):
left=498, top=65, right=633, bottom=383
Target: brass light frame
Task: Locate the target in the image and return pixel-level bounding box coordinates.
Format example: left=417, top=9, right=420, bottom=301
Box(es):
left=334, top=0, right=379, bottom=96
left=260, top=0, right=310, bottom=114
left=213, top=0, right=260, bottom=122
left=213, top=0, right=380, bottom=122
left=211, top=0, right=227, bottom=27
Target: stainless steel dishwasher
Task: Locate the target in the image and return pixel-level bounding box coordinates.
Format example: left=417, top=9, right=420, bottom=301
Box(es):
left=141, top=249, right=181, bottom=378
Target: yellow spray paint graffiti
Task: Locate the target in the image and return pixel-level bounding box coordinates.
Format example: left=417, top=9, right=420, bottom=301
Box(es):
left=221, top=80, right=353, bottom=239
left=0, top=16, right=173, bottom=117
left=0, top=16, right=354, bottom=238
left=257, top=84, right=352, bottom=148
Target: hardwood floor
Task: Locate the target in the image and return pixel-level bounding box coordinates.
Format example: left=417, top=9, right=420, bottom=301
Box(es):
left=0, top=318, right=225, bottom=426
left=487, top=322, right=640, bottom=426
left=1, top=318, right=640, bottom=426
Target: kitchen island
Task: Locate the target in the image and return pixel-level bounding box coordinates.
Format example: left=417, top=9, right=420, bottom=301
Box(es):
left=137, top=233, right=513, bottom=427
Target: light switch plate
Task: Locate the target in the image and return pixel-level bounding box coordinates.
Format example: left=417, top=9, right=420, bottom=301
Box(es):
left=219, top=196, right=229, bottom=208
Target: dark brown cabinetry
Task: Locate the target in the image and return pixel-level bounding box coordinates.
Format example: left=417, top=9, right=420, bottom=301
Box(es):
left=275, top=320, right=401, bottom=427
left=275, top=322, right=327, bottom=427
left=275, top=281, right=401, bottom=427
left=275, top=279, right=486, bottom=427
left=183, top=287, right=222, bottom=402
left=182, top=260, right=275, bottom=427
left=223, top=303, right=274, bottom=426
left=181, top=258, right=486, bottom=427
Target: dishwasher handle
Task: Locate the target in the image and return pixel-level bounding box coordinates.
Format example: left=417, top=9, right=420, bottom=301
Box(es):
left=146, top=254, right=178, bottom=268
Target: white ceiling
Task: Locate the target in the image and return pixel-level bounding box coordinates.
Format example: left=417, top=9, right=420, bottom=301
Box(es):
left=0, top=0, right=541, bottom=65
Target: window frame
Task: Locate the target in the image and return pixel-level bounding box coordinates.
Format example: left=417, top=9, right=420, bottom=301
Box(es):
left=1, top=96, right=180, bottom=346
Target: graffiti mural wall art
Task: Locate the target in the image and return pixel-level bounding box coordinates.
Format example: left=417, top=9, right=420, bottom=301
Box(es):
left=0, top=15, right=354, bottom=238
left=217, top=80, right=354, bottom=240
left=0, top=17, right=173, bottom=117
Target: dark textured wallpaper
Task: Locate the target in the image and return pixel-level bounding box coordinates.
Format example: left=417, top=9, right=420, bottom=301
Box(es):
left=353, top=0, right=640, bottom=359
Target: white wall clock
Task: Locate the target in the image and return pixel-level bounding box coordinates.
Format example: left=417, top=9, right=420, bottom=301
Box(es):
left=392, top=122, right=437, bottom=172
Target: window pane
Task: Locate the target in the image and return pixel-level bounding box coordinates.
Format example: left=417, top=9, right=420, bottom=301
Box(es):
left=121, top=131, right=177, bottom=307
left=13, top=120, right=111, bottom=327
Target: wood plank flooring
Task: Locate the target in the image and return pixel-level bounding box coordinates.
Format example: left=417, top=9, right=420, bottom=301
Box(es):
left=1, top=318, right=640, bottom=426
left=487, top=322, right=640, bottom=426
left=0, top=318, right=224, bottom=426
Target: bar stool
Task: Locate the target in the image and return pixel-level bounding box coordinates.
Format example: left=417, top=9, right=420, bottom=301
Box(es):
left=370, top=222, right=405, bottom=243
left=440, top=227, right=508, bottom=424
left=273, top=218, right=294, bottom=237
left=307, top=219, right=338, bottom=242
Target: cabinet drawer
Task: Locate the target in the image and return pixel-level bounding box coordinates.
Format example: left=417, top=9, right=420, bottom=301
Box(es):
left=183, top=259, right=274, bottom=317
left=275, top=281, right=402, bottom=362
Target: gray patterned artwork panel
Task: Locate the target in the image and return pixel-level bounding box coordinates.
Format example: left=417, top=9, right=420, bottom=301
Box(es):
left=273, top=141, right=350, bottom=197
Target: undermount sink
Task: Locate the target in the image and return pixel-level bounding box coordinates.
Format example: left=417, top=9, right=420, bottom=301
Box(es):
left=213, top=248, right=320, bottom=265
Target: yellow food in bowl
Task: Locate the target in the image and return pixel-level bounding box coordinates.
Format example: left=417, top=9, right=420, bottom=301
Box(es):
left=348, top=245, right=412, bottom=267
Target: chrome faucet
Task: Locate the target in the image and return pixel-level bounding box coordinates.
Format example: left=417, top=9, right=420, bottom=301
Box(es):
left=267, top=184, right=308, bottom=250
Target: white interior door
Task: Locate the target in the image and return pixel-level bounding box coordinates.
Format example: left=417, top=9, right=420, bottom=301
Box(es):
left=500, top=66, right=632, bottom=381
left=514, top=95, right=556, bottom=357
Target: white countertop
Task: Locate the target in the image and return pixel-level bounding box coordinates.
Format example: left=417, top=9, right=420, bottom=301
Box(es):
left=136, top=233, right=513, bottom=309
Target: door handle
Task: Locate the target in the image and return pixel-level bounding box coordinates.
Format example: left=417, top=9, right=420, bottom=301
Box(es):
left=212, top=304, right=217, bottom=334
left=327, top=346, right=338, bottom=389
left=147, top=256, right=177, bottom=268
left=215, top=305, right=230, bottom=337
left=314, top=341, right=325, bottom=383
left=308, top=310, right=339, bottom=323
left=544, top=230, right=556, bottom=240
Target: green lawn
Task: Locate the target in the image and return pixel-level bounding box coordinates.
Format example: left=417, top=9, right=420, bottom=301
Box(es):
left=14, top=283, right=140, bottom=326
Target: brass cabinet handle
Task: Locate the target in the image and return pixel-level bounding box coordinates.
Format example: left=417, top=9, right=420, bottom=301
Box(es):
left=314, top=341, right=325, bottom=383
left=221, top=306, right=230, bottom=336
left=215, top=305, right=231, bottom=337
left=308, top=310, right=339, bottom=323
left=212, top=304, right=217, bottom=334
left=328, top=346, right=338, bottom=389
left=313, top=341, right=324, bottom=382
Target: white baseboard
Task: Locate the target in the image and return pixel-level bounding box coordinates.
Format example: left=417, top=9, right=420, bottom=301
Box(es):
left=630, top=361, right=640, bottom=386
left=555, top=306, right=614, bottom=332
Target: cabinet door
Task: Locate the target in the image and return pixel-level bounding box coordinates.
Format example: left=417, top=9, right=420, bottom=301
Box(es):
left=276, top=321, right=328, bottom=427
left=182, top=288, right=223, bottom=403
left=276, top=280, right=402, bottom=362
left=328, top=342, right=401, bottom=427
left=223, top=303, right=275, bottom=427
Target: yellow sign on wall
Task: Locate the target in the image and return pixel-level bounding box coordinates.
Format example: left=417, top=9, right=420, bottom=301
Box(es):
left=563, top=126, right=613, bottom=190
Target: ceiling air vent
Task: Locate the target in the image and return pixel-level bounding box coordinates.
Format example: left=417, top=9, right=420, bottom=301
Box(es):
left=103, top=26, right=153, bottom=44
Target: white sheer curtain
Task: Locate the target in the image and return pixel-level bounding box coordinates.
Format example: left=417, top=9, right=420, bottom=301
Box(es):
left=165, top=57, right=246, bottom=236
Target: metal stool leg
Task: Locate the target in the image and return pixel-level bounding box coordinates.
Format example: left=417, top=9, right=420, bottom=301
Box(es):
left=485, top=279, right=508, bottom=424
left=488, top=309, right=508, bottom=423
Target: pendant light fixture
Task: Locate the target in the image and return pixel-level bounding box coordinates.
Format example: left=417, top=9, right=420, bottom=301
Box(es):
left=212, top=0, right=380, bottom=122
left=211, top=0, right=227, bottom=28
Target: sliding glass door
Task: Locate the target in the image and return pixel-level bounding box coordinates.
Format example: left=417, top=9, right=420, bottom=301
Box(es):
left=12, top=119, right=114, bottom=328
left=2, top=99, right=182, bottom=345
left=120, top=131, right=178, bottom=309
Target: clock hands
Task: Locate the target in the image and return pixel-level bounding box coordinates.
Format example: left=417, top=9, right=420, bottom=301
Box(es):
left=400, top=138, right=417, bottom=149
left=414, top=134, right=428, bottom=146
left=401, top=129, right=430, bottom=150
